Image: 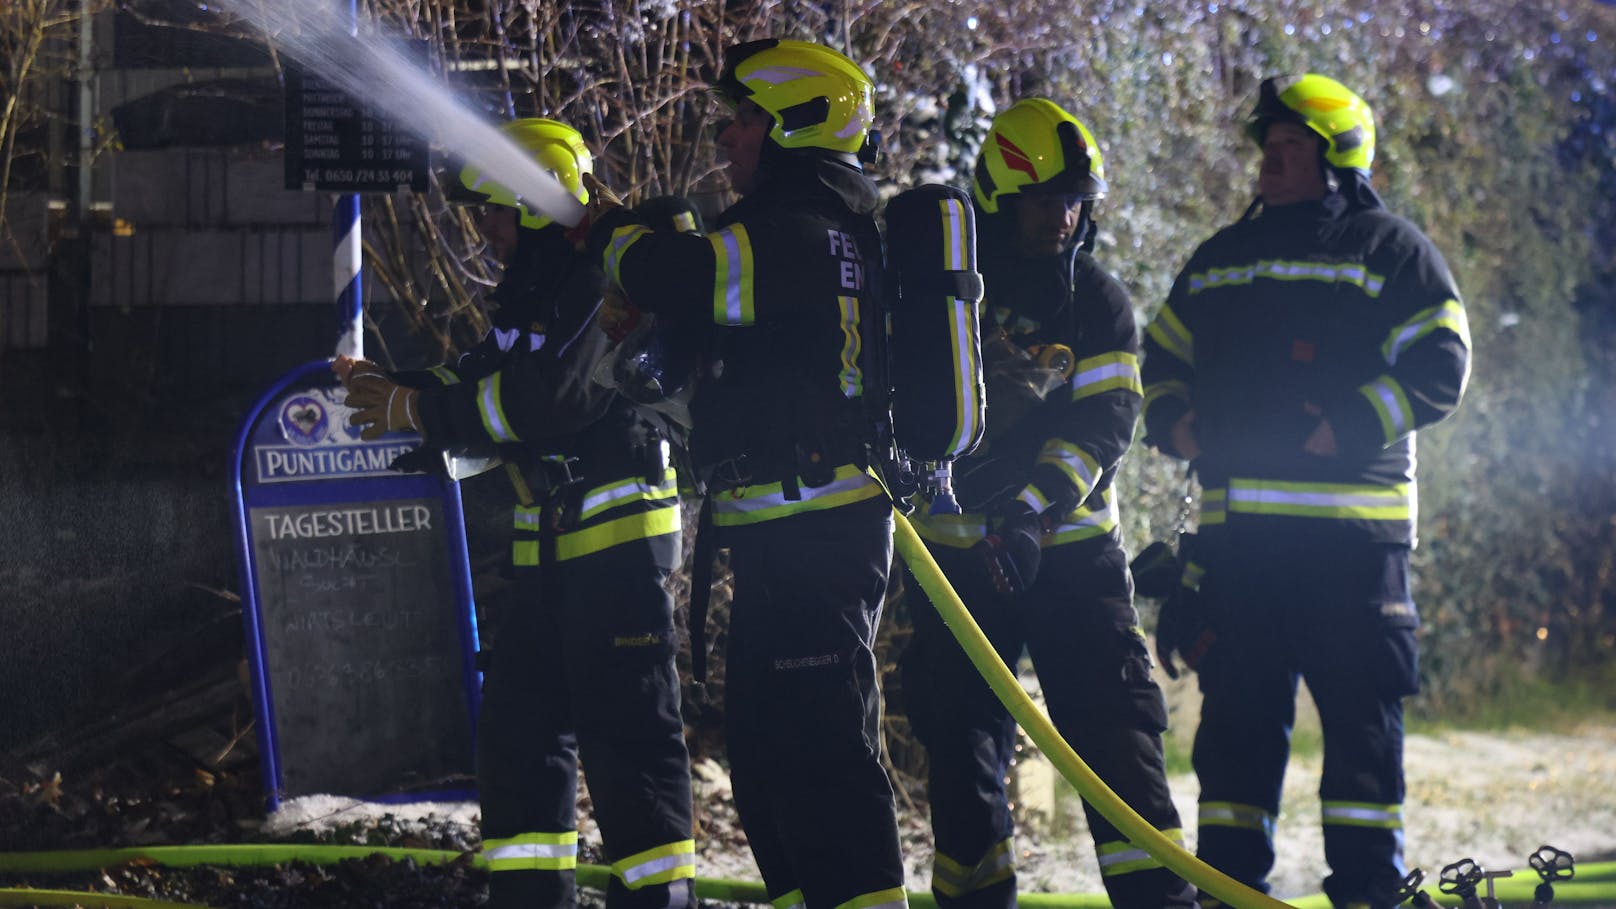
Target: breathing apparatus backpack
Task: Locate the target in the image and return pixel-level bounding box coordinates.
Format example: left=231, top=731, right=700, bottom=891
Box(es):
left=876, top=183, right=987, bottom=514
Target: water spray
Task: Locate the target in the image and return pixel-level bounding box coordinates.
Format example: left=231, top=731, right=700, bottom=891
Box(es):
left=215, top=0, right=585, bottom=227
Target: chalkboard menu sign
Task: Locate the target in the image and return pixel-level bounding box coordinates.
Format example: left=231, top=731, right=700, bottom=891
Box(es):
left=283, top=57, right=430, bottom=193
left=231, top=361, right=479, bottom=808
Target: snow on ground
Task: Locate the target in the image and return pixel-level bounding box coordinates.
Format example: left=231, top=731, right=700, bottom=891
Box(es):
left=998, top=723, right=1616, bottom=901
left=263, top=723, right=1616, bottom=903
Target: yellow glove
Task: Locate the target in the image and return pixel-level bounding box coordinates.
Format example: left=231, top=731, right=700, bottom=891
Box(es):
left=333, top=355, right=421, bottom=441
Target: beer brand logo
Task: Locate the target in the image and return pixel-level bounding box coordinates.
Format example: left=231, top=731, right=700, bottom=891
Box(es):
left=279, top=396, right=330, bottom=446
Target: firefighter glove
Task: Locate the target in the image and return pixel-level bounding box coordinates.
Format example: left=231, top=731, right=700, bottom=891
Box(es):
left=598, top=284, right=642, bottom=342
left=979, top=503, right=1044, bottom=594
left=569, top=172, right=624, bottom=248
left=334, top=355, right=421, bottom=441
left=1154, top=578, right=1216, bottom=680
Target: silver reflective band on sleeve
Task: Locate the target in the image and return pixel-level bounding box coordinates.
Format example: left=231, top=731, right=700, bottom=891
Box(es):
left=1071, top=351, right=1142, bottom=400
left=605, top=224, right=652, bottom=285
left=477, top=372, right=521, bottom=443
left=1382, top=298, right=1469, bottom=365
left=1145, top=305, right=1193, bottom=366
left=1227, top=478, right=1412, bottom=522
left=1044, top=488, right=1119, bottom=546
left=1015, top=484, right=1052, bottom=516
left=1036, top=440, right=1100, bottom=500
left=493, top=326, right=522, bottom=352
left=1360, top=374, right=1414, bottom=443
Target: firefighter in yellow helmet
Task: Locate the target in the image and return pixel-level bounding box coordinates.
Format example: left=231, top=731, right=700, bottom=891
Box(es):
left=1142, top=75, right=1471, bottom=908
left=580, top=38, right=908, bottom=909
left=334, top=118, right=702, bottom=909
left=900, top=97, right=1198, bottom=909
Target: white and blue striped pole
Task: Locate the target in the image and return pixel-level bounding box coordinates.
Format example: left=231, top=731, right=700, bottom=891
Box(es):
left=333, top=193, right=363, bottom=359
left=333, top=0, right=363, bottom=361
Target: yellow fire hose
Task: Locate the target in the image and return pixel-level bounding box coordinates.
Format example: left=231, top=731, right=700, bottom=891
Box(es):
left=4, top=513, right=1612, bottom=907
left=892, top=510, right=1291, bottom=909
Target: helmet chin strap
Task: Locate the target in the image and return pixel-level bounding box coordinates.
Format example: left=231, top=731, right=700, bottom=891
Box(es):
left=1075, top=203, right=1098, bottom=254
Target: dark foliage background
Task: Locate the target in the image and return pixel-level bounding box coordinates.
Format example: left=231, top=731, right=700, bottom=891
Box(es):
left=2, top=0, right=1614, bottom=775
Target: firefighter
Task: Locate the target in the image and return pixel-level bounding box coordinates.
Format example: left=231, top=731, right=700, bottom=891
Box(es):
left=578, top=38, right=908, bottom=909
left=899, top=98, right=1197, bottom=909
left=1141, top=75, right=1472, bottom=908
left=333, top=118, right=697, bottom=909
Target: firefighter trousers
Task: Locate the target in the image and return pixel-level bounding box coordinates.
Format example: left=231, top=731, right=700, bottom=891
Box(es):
left=721, top=493, right=908, bottom=909
left=903, top=540, right=1197, bottom=909
left=1192, top=531, right=1417, bottom=909
left=478, top=486, right=694, bottom=909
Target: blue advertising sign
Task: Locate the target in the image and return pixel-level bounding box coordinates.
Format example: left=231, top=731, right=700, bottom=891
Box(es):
left=230, top=360, right=480, bottom=809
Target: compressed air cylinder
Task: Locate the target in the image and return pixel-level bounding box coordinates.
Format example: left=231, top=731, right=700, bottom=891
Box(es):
left=883, top=183, right=987, bottom=463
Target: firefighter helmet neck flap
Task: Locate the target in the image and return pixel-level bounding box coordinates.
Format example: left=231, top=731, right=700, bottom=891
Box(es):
left=713, top=39, right=878, bottom=172
left=973, top=98, right=1108, bottom=252
left=459, top=118, right=593, bottom=230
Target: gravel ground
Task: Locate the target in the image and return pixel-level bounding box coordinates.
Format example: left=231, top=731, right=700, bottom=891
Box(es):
left=262, top=719, right=1616, bottom=904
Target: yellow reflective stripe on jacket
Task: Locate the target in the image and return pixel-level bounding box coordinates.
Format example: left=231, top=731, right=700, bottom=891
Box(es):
left=1015, top=483, right=1053, bottom=516
left=1188, top=259, right=1386, bottom=297
left=771, top=889, right=806, bottom=909
left=511, top=483, right=680, bottom=565
left=576, top=468, right=678, bottom=522
left=482, top=831, right=578, bottom=871
left=428, top=365, right=460, bottom=385
left=477, top=372, right=521, bottom=443
left=710, top=464, right=884, bottom=527
left=933, top=838, right=1014, bottom=898
left=1145, top=305, right=1193, bottom=366
left=1071, top=351, right=1142, bottom=400
left=1322, top=800, right=1404, bottom=829
left=837, top=295, right=864, bottom=398
left=605, top=224, right=652, bottom=286
left=1382, top=298, right=1470, bottom=365
left=1359, top=374, right=1415, bottom=443
left=1181, top=559, right=1206, bottom=592
left=1199, top=488, right=1226, bottom=526
left=1142, top=379, right=1191, bottom=429
left=557, top=503, right=680, bottom=561
left=1200, top=801, right=1277, bottom=836
left=1036, top=439, right=1100, bottom=502
left=909, top=511, right=989, bottom=549
left=1095, top=829, right=1182, bottom=877
left=835, top=886, right=908, bottom=909
left=1044, top=488, right=1119, bottom=547
left=1227, top=478, right=1413, bottom=522
left=611, top=838, right=696, bottom=888
left=710, top=225, right=755, bottom=326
